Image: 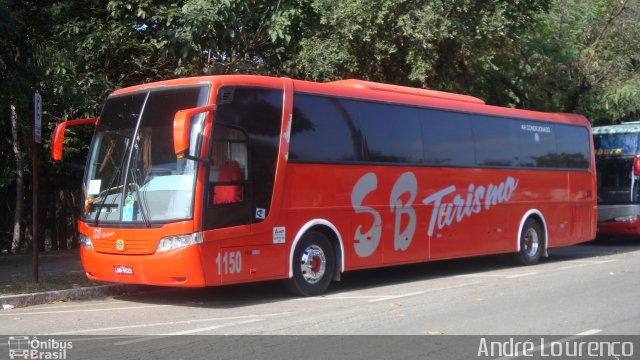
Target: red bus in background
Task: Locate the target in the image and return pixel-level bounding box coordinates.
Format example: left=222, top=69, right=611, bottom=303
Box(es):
left=51, top=75, right=596, bottom=296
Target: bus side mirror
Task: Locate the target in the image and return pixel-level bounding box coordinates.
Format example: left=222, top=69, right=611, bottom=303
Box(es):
left=173, top=104, right=216, bottom=160
left=51, top=117, right=98, bottom=163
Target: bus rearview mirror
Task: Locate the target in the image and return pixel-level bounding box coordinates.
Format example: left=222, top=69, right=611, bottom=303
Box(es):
left=51, top=117, right=98, bottom=162
left=173, top=104, right=216, bottom=160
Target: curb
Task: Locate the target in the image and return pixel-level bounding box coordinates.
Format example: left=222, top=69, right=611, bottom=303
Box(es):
left=0, top=284, right=145, bottom=310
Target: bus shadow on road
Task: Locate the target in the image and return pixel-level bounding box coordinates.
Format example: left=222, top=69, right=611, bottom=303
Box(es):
left=546, top=236, right=640, bottom=262
left=113, top=238, right=639, bottom=309
left=329, top=238, right=636, bottom=293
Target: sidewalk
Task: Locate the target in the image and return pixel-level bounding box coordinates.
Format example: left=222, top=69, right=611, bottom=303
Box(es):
left=0, top=249, right=143, bottom=309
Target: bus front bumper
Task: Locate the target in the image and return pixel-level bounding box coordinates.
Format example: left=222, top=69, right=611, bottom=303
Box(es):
left=597, top=217, right=640, bottom=237
left=597, top=204, right=640, bottom=237
left=80, top=245, right=208, bottom=287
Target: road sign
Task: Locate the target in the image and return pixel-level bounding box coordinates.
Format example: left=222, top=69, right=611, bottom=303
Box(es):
left=34, top=92, right=42, bottom=144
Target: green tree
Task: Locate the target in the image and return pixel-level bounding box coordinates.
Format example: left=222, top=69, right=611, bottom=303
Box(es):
left=495, top=0, right=640, bottom=123
left=290, top=0, right=548, bottom=88
left=0, top=1, right=44, bottom=253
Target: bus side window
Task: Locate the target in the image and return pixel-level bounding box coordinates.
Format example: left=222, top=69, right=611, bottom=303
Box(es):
left=210, top=125, right=248, bottom=205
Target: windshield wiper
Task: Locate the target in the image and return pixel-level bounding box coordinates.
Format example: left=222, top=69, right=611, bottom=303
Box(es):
left=126, top=143, right=152, bottom=228
left=93, top=139, right=130, bottom=227
left=91, top=92, right=150, bottom=227
left=119, top=91, right=152, bottom=228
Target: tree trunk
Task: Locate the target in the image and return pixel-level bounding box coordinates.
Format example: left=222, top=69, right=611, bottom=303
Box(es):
left=47, top=191, right=57, bottom=251
left=58, top=190, right=67, bottom=250
left=10, top=103, right=24, bottom=254
left=69, top=190, right=80, bottom=248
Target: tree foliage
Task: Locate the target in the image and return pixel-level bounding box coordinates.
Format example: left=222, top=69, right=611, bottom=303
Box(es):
left=1, top=0, right=639, bottom=252
left=511, top=0, right=640, bottom=122
left=291, top=0, right=549, bottom=88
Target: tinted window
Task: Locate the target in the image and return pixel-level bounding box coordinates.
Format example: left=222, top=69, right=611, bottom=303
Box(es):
left=205, top=87, right=282, bottom=228
left=290, top=93, right=590, bottom=170
left=290, top=95, right=360, bottom=162
left=472, top=115, right=518, bottom=166
left=422, top=109, right=475, bottom=166
left=346, top=101, right=422, bottom=163
left=99, top=93, right=146, bottom=131
left=291, top=95, right=423, bottom=163
left=555, top=125, right=590, bottom=169
left=516, top=121, right=557, bottom=168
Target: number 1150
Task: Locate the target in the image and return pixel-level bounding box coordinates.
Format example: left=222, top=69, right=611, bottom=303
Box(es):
left=216, top=251, right=242, bottom=275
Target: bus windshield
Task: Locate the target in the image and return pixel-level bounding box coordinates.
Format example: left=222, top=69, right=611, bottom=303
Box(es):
left=83, top=86, right=210, bottom=224
left=594, top=132, right=640, bottom=204
left=594, top=133, right=639, bottom=156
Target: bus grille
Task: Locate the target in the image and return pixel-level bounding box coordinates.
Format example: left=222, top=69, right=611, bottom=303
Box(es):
left=93, top=238, right=156, bottom=255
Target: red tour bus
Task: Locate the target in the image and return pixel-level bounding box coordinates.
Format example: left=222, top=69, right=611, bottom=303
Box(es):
left=51, top=75, right=596, bottom=296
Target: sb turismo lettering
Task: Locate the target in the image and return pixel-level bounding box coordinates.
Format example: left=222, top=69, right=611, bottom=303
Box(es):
left=423, top=176, right=519, bottom=236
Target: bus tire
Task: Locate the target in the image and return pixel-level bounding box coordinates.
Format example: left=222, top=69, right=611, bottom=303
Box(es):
left=514, top=218, right=545, bottom=265
left=287, top=231, right=335, bottom=297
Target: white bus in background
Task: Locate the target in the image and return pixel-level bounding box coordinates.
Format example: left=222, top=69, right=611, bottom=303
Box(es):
left=593, top=122, right=640, bottom=237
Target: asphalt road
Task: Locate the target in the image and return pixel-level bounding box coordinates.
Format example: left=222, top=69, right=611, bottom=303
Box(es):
left=1, top=238, right=638, bottom=359
left=1, top=238, right=639, bottom=338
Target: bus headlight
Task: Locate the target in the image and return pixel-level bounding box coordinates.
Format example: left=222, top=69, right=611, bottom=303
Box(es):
left=156, top=232, right=203, bottom=252
left=79, top=234, right=93, bottom=250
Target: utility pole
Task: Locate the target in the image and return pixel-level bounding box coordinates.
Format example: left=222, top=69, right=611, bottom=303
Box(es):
left=32, top=91, right=41, bottom=283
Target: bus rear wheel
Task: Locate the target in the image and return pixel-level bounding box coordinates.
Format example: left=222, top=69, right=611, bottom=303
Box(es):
left=287, top=231, right=335, bottom=297
left=514, top=218, right=545, bottom=265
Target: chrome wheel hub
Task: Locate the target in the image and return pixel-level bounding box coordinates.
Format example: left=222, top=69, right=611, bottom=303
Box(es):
left=524, top=228, right=539, bottom=257
left=300, top=245, right=326, bottom=284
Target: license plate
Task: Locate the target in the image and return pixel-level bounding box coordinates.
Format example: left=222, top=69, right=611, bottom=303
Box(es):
left=114, top=265, right=134, bottom=275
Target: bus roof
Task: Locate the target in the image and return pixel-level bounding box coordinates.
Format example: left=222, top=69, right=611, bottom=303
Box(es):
left=109, top=75, right=590, bottom=127
left=327, top=79, right=486, bottom=105
left=593, top=122, right=640, bottom=135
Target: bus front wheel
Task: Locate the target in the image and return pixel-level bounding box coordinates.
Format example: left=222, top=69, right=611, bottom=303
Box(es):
left=515, top=218, right=545, bottom=265
left=287, top=231, right=335, bottom=297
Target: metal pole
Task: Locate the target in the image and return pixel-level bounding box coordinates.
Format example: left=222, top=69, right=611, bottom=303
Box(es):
left=32, top=138, right=39, bottom=282
left=32, top=92, right=42, bottom=283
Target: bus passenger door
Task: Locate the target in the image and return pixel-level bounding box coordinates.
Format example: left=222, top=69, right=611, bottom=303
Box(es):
left=202, top=86, right=285, bottom=285
left=205, top=124, right=253, bottom=230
